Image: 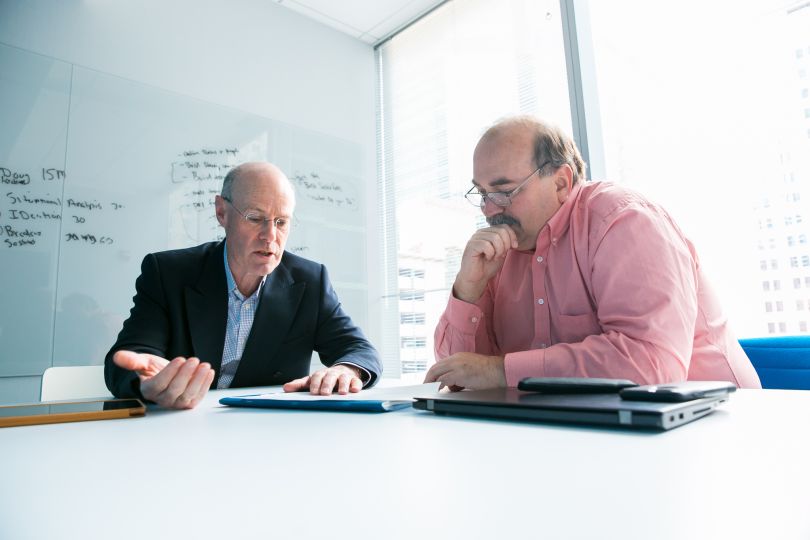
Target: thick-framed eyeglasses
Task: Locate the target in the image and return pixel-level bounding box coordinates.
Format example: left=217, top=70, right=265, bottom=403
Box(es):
left=222, top=196, right=290, bottom=231
left=464, top=161, right=551, bottom=208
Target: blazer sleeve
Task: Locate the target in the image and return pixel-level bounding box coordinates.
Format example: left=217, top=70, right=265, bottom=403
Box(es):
left=313, top=264, right=382, bottom=386
left=104, top=253, right=172, bottom=399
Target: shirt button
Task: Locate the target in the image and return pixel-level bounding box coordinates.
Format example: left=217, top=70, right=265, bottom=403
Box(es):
left=540, top=343, right=547, bottom=349
left=471, top=316, right=479, bottom=323
left=537, top=298, right=545, bottom=305
left=536, top=256, right=544, bottom=263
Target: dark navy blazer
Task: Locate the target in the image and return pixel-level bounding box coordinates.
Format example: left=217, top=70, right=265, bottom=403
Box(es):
left=105, top=241, right=381, bottom=399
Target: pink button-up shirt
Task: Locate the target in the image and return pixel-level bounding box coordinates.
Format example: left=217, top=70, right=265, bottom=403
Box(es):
left=435, top=181, right=761, bottom=388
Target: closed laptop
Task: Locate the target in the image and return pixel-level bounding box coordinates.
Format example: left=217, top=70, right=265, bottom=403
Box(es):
left=412, top=387, right=729, bottom=430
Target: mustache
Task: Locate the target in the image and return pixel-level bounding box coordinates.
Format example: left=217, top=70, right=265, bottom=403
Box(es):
left=487, top=214, right=521, bottom=227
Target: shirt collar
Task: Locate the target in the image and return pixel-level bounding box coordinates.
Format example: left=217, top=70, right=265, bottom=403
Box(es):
left=537, top=181, right=584, bottom=249
left=223, top=242, right=266, bottom=300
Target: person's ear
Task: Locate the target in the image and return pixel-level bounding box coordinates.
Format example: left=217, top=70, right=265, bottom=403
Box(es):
left=215, top=195, right=227, bottom=227
left=554, top=164, right=573, bottom=204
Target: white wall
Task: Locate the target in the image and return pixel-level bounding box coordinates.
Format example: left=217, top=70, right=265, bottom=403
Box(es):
left=0, top=0, right=383, bottom=401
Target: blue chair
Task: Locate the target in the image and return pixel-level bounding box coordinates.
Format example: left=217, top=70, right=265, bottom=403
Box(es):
left=739, top=336, right=810, bottom=390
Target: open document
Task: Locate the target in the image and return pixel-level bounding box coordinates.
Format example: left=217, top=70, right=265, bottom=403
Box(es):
left=219, top=383, right=441, bottom=412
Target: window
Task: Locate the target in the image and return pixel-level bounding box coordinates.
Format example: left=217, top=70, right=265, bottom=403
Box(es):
left=797, top=299, right=805, bottom=310
left=777, top=301, right=784, bottom=312
left=801, top=321, right=808, bottom=332
left=794, top=277, right=802, bottom=288
left=587, top=0, right=810, bottom=337
left=377, top=0, right=572, bottom=376
left=803, top=255, right=810, bottom=267
left=399, top=290, right=425, bottom=301
left=401, top=337, right=426, bottom=348
left=400, top=312, right=426, bottom=324
left=779, top=322, right=788, bottom=333
left=766, top=301, right=773, bottom=312
left=379, top=0, right=810, bottom=377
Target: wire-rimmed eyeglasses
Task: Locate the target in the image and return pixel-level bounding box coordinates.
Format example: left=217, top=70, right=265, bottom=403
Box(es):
left=222, top=196, right=291, bottom=231
left=464, top=161, right=550, bottom=208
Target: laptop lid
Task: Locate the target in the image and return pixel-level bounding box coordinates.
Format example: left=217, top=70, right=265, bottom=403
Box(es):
left=412, top=388, right=729, bottom=430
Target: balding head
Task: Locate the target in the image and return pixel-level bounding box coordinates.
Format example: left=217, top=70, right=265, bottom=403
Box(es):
left=478, top=116, right=587, bottom=185
left=221, top=162, right=296, bottom=209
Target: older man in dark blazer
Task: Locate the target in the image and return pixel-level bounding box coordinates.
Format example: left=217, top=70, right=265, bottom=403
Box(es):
left=105, top=162, right=380, bottom=409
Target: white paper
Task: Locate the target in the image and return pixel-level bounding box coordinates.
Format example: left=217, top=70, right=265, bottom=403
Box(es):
left=246, top=382, right=441, bottom=402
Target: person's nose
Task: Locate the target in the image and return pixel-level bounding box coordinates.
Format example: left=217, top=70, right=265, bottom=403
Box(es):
left=481, top=197, right=503, bottom=218
left=258, top=220, right=278, bottom=243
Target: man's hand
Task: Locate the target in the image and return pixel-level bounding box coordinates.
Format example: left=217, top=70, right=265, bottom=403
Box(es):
left=423, top=353, right=507, bottom=391
left=282, top=364, right=364, bottom=396
left=112, top=350, right=214, bottom=409
left=454, top=225, right=517, bottom=303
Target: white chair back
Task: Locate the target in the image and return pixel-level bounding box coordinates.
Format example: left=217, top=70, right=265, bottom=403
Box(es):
left=40, top=365, right=112, bottom=401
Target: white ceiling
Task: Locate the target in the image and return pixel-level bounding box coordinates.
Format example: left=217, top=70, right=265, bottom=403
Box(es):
left=273, top=0, right=446, bottom=45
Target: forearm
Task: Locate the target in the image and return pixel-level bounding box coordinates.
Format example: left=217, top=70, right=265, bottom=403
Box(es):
left=504, top=331, right=691, bottom=386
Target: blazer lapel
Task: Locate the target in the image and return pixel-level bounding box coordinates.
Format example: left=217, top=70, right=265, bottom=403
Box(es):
left=230, top=261, right=306, bottom=387
left=185, top=242, right=228, bottom=378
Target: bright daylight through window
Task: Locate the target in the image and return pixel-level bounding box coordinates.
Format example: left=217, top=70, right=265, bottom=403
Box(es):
left=376, top=0, right=810, bottom=378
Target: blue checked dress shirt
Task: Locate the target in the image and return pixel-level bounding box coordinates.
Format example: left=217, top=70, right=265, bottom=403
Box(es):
left=217, top=244, right=267, bottom=389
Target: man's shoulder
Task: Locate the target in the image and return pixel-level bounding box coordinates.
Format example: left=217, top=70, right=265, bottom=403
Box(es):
left=149, top=241, right=221, bottom=264
left=143, top=242, right=222, bottom=281
left=577, top=181, right=656, bottom=220
left=280, top=250, right=324, bottom=278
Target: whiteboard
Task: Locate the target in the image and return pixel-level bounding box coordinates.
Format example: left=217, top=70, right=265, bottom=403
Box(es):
left=0, top=43, right=368, bottom=378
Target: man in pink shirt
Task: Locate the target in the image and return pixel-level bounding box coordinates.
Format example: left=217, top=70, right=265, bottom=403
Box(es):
left=425, top=116, right=761, bottom=390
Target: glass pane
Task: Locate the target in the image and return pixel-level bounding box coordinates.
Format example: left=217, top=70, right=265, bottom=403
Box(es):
left=588, top=0, right=810, bottom=337
left=378, top=0, right=572, bottom=377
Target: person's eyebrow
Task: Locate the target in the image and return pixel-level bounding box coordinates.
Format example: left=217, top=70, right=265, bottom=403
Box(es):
left=472, top=177, right=513, bottom=189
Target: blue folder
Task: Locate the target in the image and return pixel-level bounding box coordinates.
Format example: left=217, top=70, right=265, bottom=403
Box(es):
left=219, top=393, right=412, bottom=412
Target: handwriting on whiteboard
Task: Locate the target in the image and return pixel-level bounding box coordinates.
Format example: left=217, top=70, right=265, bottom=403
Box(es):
left=0, top=165, right=124, bottom=249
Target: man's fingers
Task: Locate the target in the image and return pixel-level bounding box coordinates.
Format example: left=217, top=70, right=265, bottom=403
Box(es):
left=283, top=376, right=310, bottom=393
left=424, top=360, right=453, bottom=384
left=139, top=357, right=186, bottom=399
left=189, top=369, right=215, bottom=408
left=489, top=224, right=518, bottom=250
left=307, top=371, right=325, bottom=394
left=336, top=373, right=355, bottom=395
left=173, top=361, right=212, bottom=409
left=142, top=357, right=190, bottom=403
left=113, top=350, right=150, bottom=373
left=314, top=371, right=339, bottom=395
left=113, top=350, right=168, bottom=378
left=349, top=377, right=363, bottom=393
left=160, top=357, right=201, bottom=403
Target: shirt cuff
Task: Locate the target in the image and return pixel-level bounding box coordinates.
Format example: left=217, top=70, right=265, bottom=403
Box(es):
left=503, top=349, right=546, bottom=387
left=444, top=295, right=485, bottom=334
left=335, top=362, right=372, bottom=388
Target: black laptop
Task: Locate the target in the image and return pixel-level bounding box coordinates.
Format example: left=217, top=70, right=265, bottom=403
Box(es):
left=412, top=387, right=730, bottom=431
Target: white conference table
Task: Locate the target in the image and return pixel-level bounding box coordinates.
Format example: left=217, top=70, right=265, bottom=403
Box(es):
left=2, top=387, right=810, bottom=540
